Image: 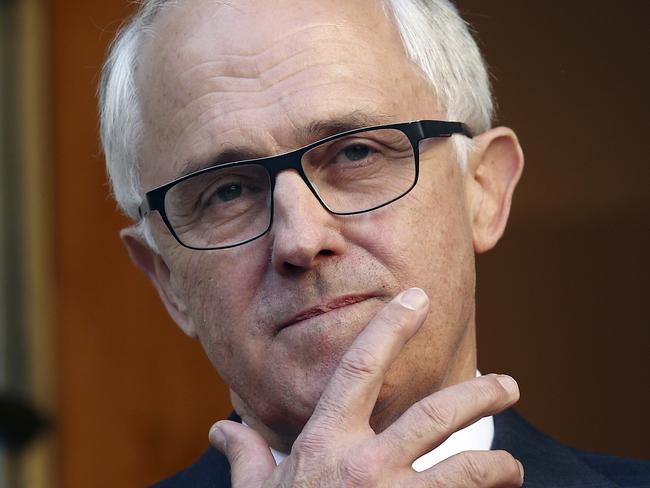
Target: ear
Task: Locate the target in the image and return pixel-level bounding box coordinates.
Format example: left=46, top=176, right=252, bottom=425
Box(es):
left=120, top=225, right=197, bottom=338
left=464, top=127, right=524, bottom=253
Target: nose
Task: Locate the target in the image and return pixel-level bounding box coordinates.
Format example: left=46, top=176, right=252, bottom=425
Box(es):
left=270, top=170, right=346, bottom=274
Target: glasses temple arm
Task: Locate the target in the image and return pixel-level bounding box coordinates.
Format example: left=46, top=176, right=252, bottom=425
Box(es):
left=137, top=198, right=151, bottom=220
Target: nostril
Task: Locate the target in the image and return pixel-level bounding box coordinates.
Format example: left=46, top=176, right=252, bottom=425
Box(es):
left=280, top=249, right=335, bottom=274
left=282, top=261, right=303, bottom=274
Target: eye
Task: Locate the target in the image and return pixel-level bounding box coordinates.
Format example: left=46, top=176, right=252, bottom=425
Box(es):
left=212, top=183, right=242, bottom=203
left=342, top=144, right=371, bottom=162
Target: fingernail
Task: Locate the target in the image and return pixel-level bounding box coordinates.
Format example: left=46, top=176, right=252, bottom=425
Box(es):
left=496, top=374, right=519, bottom=396
left=399, top=288, right=428, bottom=310
left=209, top=425, right=227, bottom=451
left=517, top=459, right=525, bottom=482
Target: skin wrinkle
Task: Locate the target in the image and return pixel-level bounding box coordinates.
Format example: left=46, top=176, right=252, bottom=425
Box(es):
left=160, top=57, right=391, bottom=157
left=178, top=36, right=360, bottom=84
left=154, top=24, right=352, bottom=95
left=170, top=81, right=386, bottom=159
left=139, top=10, right=409, bottom=180
left=196, top=58, right=382, bottom=94
left=142, top=33, right=393, bottom=167
left=135, top=0, right=487, bottom=451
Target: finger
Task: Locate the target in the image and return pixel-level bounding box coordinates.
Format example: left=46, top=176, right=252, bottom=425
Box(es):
left=410, top=450, right=524, bottom=488
left=311, top=288, right=429, bottom=430
left=209, top=420, right=276, bottom=488
left=379, top=374, right=519, bottom=465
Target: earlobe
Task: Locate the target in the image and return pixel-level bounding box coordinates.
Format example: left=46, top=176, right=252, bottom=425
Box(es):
left=466, top=127, right=524, bottom=254
left=120, top=226, right=197, bottom=338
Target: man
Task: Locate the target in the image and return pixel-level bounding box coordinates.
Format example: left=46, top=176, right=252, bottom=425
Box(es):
left=98, top=0, right=649, bottom=486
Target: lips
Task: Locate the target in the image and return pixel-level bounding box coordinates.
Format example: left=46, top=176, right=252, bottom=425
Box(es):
left=277, top=294, right=374, bottom=332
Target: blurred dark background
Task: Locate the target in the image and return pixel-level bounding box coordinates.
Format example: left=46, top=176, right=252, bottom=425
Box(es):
left=1, top=0, right=647, bottom=486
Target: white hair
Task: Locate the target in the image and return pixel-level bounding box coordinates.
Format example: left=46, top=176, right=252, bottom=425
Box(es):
left=99, top=0, right=493, bottom=229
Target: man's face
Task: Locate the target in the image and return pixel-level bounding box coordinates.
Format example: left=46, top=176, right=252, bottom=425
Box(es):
left=137, top=0, right=478, bottom=440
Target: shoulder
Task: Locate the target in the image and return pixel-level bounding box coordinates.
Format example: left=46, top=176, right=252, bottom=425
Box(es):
left=150, top=446, right=231, bottom=488
left=492, top=408, right=650, bottom=487
left=573, top=448, right=650, bottom=488
left=149, top=412, right=240, bottom=488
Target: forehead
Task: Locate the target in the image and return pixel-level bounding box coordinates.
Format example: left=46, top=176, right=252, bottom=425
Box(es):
left=137, top=0, right=439, bottom=188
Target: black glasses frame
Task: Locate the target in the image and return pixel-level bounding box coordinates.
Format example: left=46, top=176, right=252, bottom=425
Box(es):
left=138, top=119, right=473, bottom=250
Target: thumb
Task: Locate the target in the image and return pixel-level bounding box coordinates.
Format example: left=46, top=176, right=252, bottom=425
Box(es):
left=209, top=420, right=276, bottom=487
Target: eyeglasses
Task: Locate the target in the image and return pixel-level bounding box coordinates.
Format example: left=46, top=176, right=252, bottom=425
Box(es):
left=138, top=119, right=472, bottom=250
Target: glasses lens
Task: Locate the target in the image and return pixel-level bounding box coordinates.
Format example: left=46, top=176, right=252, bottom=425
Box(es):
left=165, top=164, right=271, bottom=249
left=301, top=128, right=416, bottom=213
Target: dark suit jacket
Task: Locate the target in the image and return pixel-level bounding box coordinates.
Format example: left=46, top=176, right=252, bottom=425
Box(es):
left=152, top=409, right=650, bottom=487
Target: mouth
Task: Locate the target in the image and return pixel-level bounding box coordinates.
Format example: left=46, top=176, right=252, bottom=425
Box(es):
left=276, top=294, right=376, bottom=332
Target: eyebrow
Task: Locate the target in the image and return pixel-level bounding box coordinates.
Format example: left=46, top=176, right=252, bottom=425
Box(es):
left=299, top=111, right=394, bottom=145
left=177, top=111, right=395, bottom=178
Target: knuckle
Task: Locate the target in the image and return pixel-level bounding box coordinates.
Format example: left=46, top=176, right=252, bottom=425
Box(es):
left=452, top=451, right=523, bottom=487
left=293, top=430, right=329, bottom=458
left=492, top=450, right=524, bottom=484
left=339, top=346, right=382, bottom=380
left=313, top=398, right=346, bottom=426
left=413, top=396, right=456, bottom=434
left=338, top=447, right=379, bottom=487
left=485, top=374, right=518, bottom=403
left=476, top=377, right=504, bottom=403
left=457, top=452, right=489, bottom=484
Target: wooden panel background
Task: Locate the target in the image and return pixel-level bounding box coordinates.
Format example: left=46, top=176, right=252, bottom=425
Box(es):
left=461, top=0, right=650, bottom=462
left=50, top=1, right=649, bottom=486
left=51, top=2, right=232, bottom=486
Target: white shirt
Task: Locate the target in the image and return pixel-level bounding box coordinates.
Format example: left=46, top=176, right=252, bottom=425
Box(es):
left=264, top=370, right=494, bottom=470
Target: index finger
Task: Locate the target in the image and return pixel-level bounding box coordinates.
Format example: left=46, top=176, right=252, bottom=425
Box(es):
left=309, top=288, right=429, bottom=431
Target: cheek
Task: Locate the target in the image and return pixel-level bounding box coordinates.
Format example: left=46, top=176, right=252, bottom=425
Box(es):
left=348, top=156, right=475, bottom=355
left=345, top=161, right=471, bottom=289
left=172, top=240, right=271, bottom=355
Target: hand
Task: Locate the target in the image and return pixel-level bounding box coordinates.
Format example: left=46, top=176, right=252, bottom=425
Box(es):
left=209, top=288, right=524, bottom=487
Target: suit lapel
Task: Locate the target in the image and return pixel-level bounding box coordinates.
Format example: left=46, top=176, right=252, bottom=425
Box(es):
left=491, top=409, right=618, bottom=487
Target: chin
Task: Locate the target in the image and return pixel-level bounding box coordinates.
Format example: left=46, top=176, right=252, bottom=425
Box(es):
left=261, top=396, right=319, bottom=439
left=236, top=368, right=330, bottom=438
